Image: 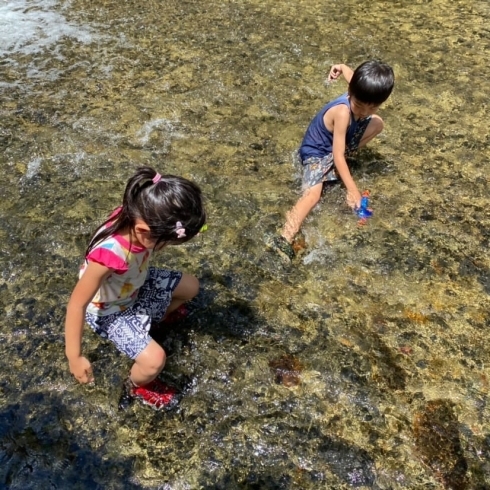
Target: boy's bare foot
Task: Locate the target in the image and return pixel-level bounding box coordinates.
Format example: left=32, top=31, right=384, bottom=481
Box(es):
left=266, top=233, right=295, bottom=263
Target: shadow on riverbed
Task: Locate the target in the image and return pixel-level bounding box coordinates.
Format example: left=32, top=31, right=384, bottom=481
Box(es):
left=196, top=427, right=376, bottom=489
left=0, top=392, right=144, bottom=490
left=150, top=300, right=263, bottom=362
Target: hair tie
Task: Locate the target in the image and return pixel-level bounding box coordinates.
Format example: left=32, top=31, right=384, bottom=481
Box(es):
left=175, top=221, right=186, bottom=238
left=152, top=173, right=162, bottom=184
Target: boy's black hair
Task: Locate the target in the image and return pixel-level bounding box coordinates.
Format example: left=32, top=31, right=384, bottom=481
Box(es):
left=86, top=166, right=206, bottom=256
left=348, top=61, right=394, bottom=105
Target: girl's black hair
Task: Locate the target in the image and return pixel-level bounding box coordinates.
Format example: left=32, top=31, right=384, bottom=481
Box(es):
left=86, top=166, right=206, bottom=256
left=348, top=61, right=395, bottom=105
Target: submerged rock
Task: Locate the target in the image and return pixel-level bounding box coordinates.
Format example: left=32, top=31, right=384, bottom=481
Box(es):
left=413, top=399, right=468, bottom=489
left=318, top=437, right=376, bottom=487
left=269, top=354, right=303, bottom=387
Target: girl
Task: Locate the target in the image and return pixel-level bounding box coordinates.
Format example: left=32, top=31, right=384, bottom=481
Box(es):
left=65, top=166, right=206, bottom=410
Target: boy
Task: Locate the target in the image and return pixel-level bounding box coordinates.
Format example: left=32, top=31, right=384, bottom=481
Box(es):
left=271, top=61, right=395, bottom=262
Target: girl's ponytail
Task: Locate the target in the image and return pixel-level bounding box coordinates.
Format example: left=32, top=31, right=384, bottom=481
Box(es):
left=85, top=167, right=206, bottom=257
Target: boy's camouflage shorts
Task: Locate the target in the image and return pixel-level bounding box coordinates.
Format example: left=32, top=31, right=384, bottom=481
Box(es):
left=301, top=115, right=371, bottom=190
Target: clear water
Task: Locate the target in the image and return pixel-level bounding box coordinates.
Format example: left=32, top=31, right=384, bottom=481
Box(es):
left=1, top=0, right=489, bottom=488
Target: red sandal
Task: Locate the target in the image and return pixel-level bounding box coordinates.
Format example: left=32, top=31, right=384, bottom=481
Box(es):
left=160, top=305, right=189, bottom=325
left=123, top=378, right=179, bottom=411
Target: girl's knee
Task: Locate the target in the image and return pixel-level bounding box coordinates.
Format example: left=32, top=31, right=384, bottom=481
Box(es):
left=175, top=274, right=199, bottom=301
left=136, top=342, right=166, bottom=374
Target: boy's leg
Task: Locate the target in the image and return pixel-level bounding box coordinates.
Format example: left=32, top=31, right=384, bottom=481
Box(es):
left=281, top=183, right=323, bottom=243
left=357, top=115, right=384, bottom=148
left=268, top=155, right=332, bottom=262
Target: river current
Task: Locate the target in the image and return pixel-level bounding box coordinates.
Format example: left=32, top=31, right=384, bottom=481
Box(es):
left=0, top=1, right=489, bottom=488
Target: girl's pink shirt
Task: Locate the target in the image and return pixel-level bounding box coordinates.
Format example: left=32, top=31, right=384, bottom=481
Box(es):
left=81, top=207, right=152, bottom=315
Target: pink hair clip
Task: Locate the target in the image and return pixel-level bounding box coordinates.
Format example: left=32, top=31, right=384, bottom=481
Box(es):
left=175, top=221, right=186, bottom=238
left=152, top=173, right=162, bottom=184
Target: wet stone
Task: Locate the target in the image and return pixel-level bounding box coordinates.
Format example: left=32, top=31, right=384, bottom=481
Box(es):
left=1, top=0, right=490, bottom=488
left=318, top=436, right=376, bottom=487
left=269, top=353, right=303, bottom=387
left=413, top=399, right=468, bottom=489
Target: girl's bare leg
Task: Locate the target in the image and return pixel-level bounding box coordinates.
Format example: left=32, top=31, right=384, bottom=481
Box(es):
left=281, top=183, right=323, bottom=243
left=161, top=273, right=199, bottom=319
left=130, top=275, right=198, bottom=387
left=130, top=339, right=166, bottom=386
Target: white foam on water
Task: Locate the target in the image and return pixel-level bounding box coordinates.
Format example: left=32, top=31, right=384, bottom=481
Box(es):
left=51, top=151, right=88, bottom=177
left=302, top=231, right=336, bottom=265
left=136, top=118, right=185, bottom=146
left=25, top=156, right=42, bottom=179
left=0, top=0, right=94, bottom=59
left=302, top=248, right=332, bottom=265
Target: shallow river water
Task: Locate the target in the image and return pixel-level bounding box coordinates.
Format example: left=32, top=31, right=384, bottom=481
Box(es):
left=1, top=0, right=489, bottom=488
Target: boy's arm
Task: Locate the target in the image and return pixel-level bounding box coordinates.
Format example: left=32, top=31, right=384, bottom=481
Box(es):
left=329, top=106, right=362, bottom=209
left=328, top=64, right=354, bottom=84
left=65, top=261, right=111, bottom=383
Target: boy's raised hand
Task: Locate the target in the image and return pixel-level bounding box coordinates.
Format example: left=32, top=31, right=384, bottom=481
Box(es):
left=328, top=64, right=343, bottom=81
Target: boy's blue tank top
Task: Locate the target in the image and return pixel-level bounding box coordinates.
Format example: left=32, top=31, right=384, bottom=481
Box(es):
left=299, top=93, right=359, bottom=161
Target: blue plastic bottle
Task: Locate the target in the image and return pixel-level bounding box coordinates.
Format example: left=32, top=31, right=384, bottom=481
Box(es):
left=356, top=191, right=373, bottom=219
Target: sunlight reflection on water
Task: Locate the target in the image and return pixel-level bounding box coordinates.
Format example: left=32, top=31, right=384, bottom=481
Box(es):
left=0, top=0, right=489, bottom=488
left=0, top=0, right=93, bottom=59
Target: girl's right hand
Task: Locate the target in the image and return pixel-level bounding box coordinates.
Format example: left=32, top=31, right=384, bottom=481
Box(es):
left=69, top=356, right=94, bottom=384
